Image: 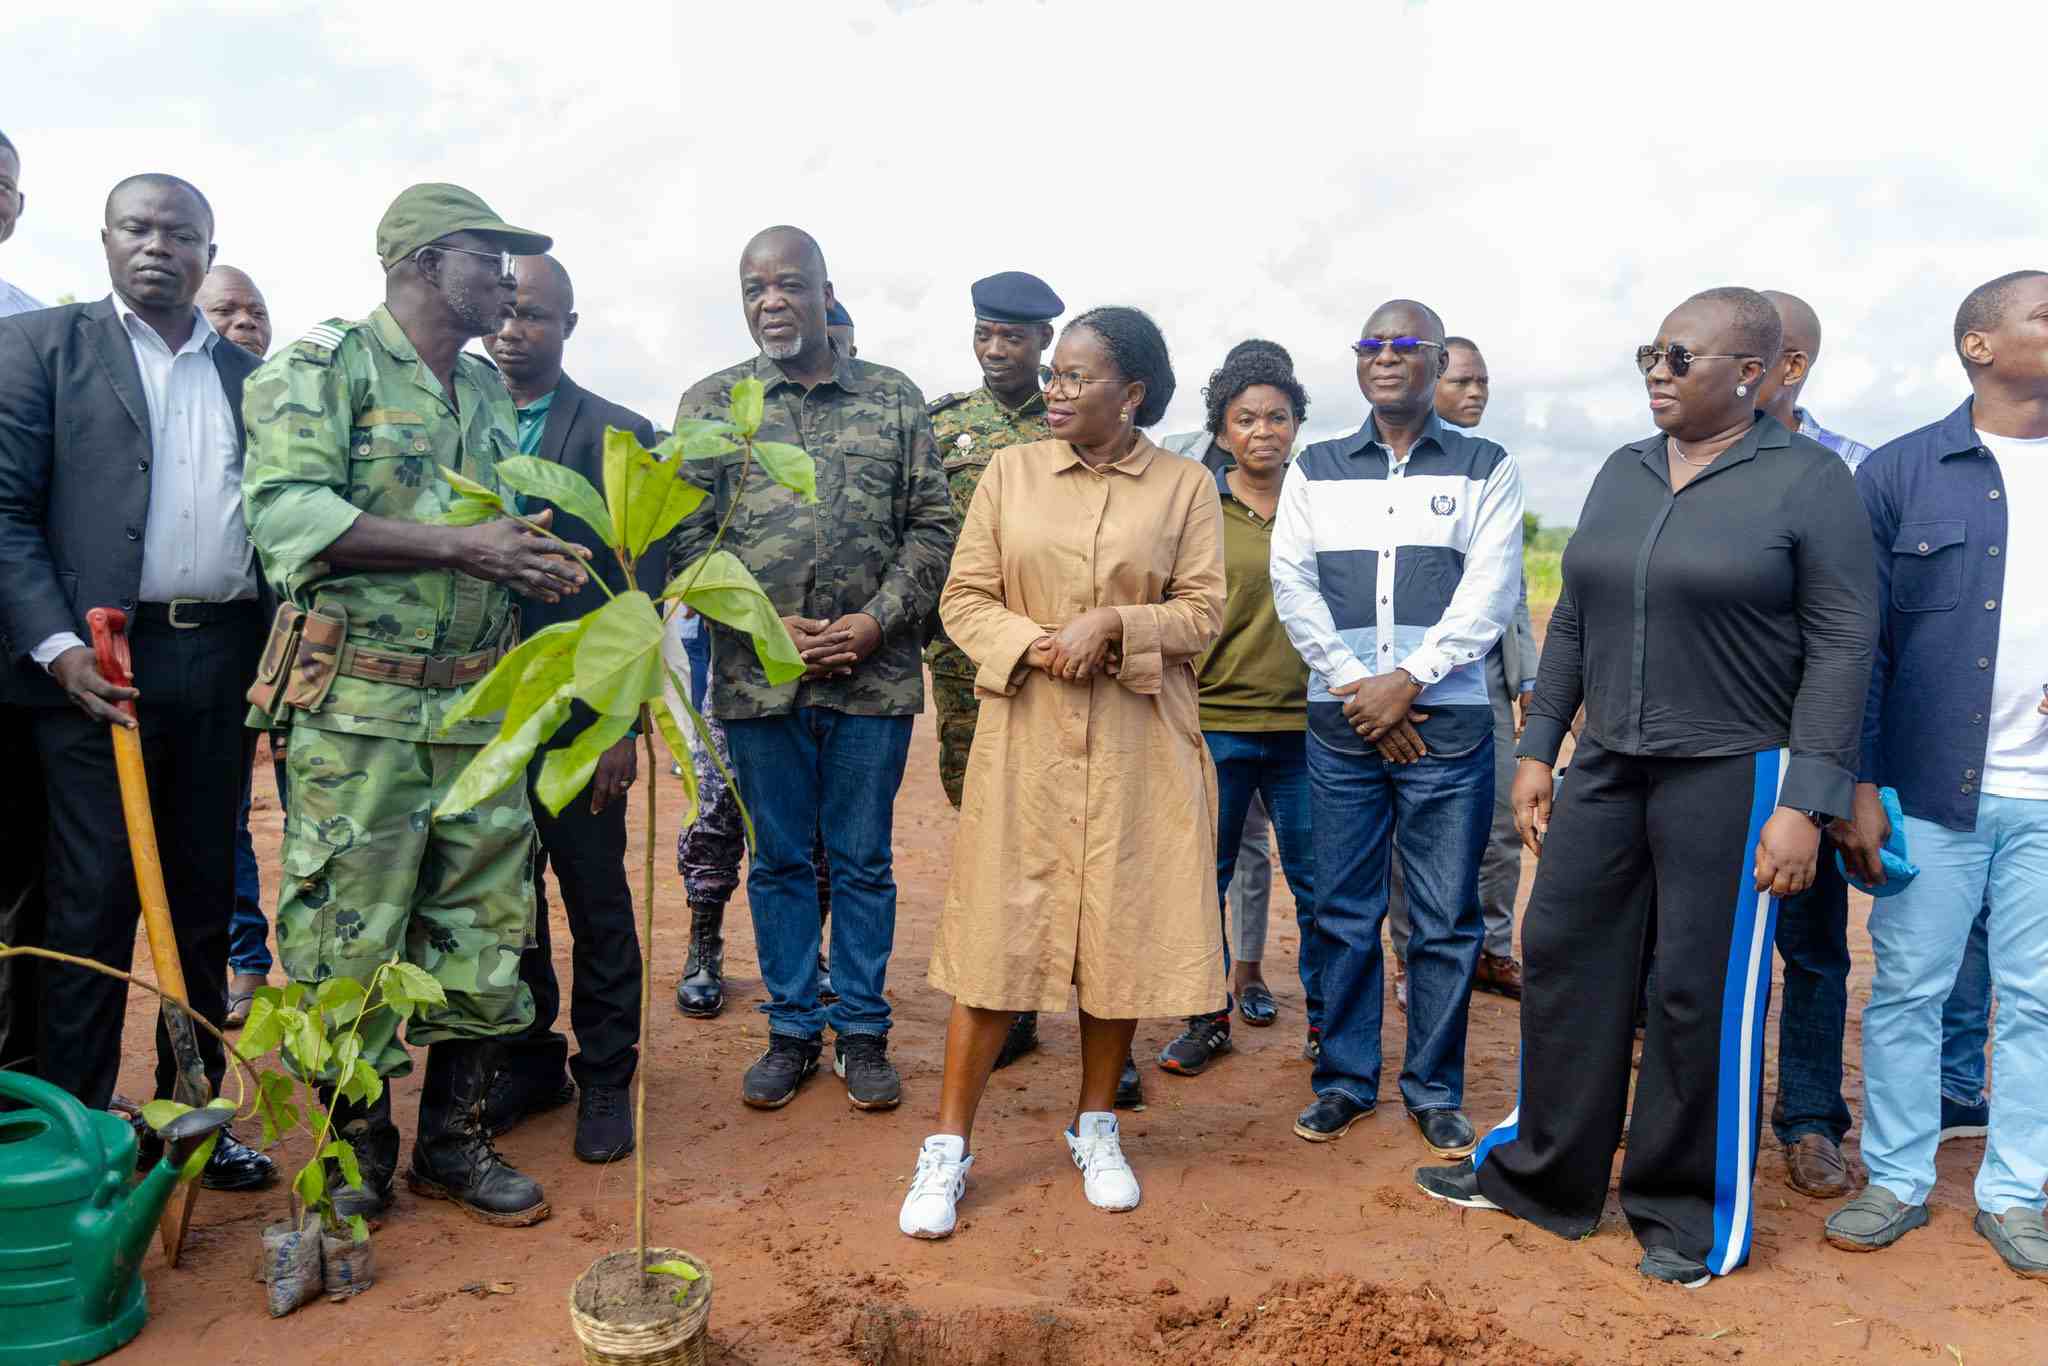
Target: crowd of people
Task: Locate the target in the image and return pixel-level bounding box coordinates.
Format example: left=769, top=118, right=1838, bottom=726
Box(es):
left=0, top=127, right=2042, bottom=1295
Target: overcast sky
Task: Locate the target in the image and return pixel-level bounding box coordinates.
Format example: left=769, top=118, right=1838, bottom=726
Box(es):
left=5, top=0, right=2044, bottom=523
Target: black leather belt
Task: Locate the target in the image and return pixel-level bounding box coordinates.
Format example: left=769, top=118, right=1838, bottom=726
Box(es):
left=136, top=599, right=263, bottom=629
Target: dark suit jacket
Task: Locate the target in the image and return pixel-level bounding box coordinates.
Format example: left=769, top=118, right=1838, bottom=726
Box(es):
left=518, top=371, right=664, bottom=635
left=0, top=297, right=263, bottom=705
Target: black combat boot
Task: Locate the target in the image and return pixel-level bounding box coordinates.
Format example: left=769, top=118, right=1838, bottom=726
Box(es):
left=406, top=1041, right=550, bottom=1226
left=675, top=902, right=726, bottom=1018
left=321, top=1083, right=400, bottom=1219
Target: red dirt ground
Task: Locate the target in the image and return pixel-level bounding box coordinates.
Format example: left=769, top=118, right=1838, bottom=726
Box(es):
left=103, top=704, right=2041, bottom=1365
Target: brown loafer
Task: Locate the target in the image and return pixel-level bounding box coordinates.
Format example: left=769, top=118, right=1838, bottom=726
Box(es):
left=1474, top=953, right=1523, bottom=1000
left=225, top=971, right=269, bottom=1027
left=1784, top=1132, right=1853, bottom=1199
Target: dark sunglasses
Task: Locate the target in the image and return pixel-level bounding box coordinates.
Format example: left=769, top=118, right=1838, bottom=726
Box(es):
left=1352, top=336, right=1444, bottom=357
left=421, top=243, right=517, bottom=284
left=1634, top=343, right=1755, bottom=377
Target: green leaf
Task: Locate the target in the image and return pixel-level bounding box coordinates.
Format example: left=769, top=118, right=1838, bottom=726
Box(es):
left=316, top=976, right=367, bottom=1025
left=646, top=1259, right=701, bottom=1282
left=655, top=420, right=737, bottom=462
left=502, top=631, right=582, bottom=734
left=647, top=695, right=700, bottom=828
left=440, top=619, right=584, bottom=733
left=331, top=1032, right=362, bottom=1087
left=437, top=464, right=505, bottom=510
left=388, top=961, right=447, bottom=1012
left=601, top=426, right=638, bottom=548
left=433, top=497, right=501, bottom=527
left=279, top=983, right=307, bottom=1009
left=140, top=1099, right=192, bottom=1132
left=730, top=376, right=765, bottom=438
left=752, top=440, right=817, bottom=503
left=321, top=1138, right=364, bottom=1191
left=661, top=551, right=804, bottom=685
left=534, top=712, right=636, bottom=815
left=621, top=443, right=708, bottom=558
left=433, top=683, right=576, bottom=817
left=294, top=1155, right=327, bottom=1211
left=178, top=1133, right=219, bottom=1184
left=347, top=1213, right=370, bottom=1243
left=255, top=1070, right=300, bottom=1148
left=573, top=592, right=666, bottom=716
left=289, top=1011, right=326, bottom=1076
left=205, top=1096, right=237, bottom=1111
left=495, top=455, right=613, bottom=544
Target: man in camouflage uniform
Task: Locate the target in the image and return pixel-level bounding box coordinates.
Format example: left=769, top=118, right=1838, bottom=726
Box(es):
left=670, top=224, right=954, bottom=1113
left=922, top=271, right=1065, bottom=1074
left=242, top=184, right=582, bottom=1227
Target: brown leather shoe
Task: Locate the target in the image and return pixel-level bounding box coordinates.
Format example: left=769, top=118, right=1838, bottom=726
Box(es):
left=1784, top=1132, right=1852, bottom=1199
left=1393, top=959, right=1408, bottom=1014
left=1474, top=953, right=1523, bottom=1000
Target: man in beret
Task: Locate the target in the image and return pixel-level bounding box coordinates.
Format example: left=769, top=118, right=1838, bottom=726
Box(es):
left=242, top=182, right=584, bottom=1228
left=827, top=299, right=856, bottom=360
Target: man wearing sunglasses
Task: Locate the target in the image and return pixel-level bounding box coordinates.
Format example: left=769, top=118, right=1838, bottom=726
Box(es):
left=242, top=182, right=582, bottom=1230
left=1270, top=299, right=1524, bottom=1160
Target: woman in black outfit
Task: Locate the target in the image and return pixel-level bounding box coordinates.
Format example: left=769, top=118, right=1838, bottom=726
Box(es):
left=1412, top=286, right=1877, bottom=1287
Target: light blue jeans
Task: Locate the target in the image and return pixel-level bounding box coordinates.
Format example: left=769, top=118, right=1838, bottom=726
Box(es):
left=1863, top=795, right=2048, bottom=1213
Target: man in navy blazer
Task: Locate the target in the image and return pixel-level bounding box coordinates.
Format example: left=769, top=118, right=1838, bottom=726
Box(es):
left=481, top=253, right=662, bottom=1163
left=0, top=173, right=275, bottom=1190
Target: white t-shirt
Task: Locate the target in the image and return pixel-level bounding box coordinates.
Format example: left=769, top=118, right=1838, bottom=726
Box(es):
left=1979, top=429, right=2048, bottom=799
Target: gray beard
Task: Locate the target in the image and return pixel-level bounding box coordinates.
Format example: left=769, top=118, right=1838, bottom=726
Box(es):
left=762, top=334, right=803, bottom=360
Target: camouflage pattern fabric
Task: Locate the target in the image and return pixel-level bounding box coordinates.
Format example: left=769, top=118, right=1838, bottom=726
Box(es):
left=242, top=305, right=522, bottom=744
left=275, top=726, right=536, bottom=1080
left=677, top=711, right=832, bottom=912
left=667, top=350, right=956, bottom=721
left=922, top=385, right=1049, bottom=808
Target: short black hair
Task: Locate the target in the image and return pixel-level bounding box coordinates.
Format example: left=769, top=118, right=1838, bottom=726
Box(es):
left=104, top=172, right=214, bottom=235
left=1068, top=305, right=1175, bottom=427
left=1953, top=270, right=2048, bottom=363
left=1224, top=337, right=1291, bottom=369
left=1204, top=350, right=1309, bottom=437
left=1684, top=286, right=1781, bottom=362
left=1445, top=335, right=1480, bottom=352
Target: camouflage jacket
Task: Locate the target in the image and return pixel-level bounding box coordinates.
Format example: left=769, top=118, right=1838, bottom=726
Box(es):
left=923, top=384, right=1050, bottom=676
left=242, top=305, right=521, bottom=744
left=669, top=350, right=955, bottom=720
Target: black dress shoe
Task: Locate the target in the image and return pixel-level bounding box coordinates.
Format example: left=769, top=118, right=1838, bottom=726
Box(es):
left=993, top=1011, right=1039, bottom=1070
left=1411, top=1107, right=1477, bottom=1159
left=201, top=1128, right=279, bottom=1191
left=1294, top=1091, right=1374, bottom=1142
left=574, top=1084, right=634, bottom=1164
left=1236, top=982, right=1278, bottom=1027
left=1114, top=1054, right=1145, bottom=1111
left=482, top=1066, right=574, bottom=1137
left=742, top=1034, right=822, bottom=1109
left=1158, top=1011, right=1232, bottom=1075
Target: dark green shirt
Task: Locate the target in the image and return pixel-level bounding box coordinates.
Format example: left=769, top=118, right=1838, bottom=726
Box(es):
left=1198, top=464, right=1307, bottom=731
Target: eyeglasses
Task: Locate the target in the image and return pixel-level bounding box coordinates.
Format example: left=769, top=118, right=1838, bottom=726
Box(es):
left=1634, top=343, right=1757, bottom=377
left=1352, top=336, right=1444, bottom=358
left=1038, top=365, right=1123, bottom=396
left=421, top=244, right=516, bottom=284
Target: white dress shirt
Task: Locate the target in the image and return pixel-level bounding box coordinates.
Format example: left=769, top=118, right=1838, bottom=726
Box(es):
left=32, top=296, right=257, bottom=669
left=0, top=276, right=44, bottom=318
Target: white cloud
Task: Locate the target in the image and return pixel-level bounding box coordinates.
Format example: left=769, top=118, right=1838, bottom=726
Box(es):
left=4, top=0, right=2044, bottom=522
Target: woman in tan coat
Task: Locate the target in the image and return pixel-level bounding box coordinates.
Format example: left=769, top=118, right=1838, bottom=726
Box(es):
left=899, top=306, right=1228, bottom=1239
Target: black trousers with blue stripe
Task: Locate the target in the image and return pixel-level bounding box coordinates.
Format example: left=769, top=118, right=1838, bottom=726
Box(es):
left=1472, top=737, right=1786, bottom=1276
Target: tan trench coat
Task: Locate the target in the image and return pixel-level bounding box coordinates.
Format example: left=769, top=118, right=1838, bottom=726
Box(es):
left=929, top=436, right=1228, bottom=1018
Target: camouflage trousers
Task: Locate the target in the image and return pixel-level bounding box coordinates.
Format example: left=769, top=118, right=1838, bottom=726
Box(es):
left=276, top=726, right=537, bottom=1081
left=677, top=713, right=831, bottom=913
left=930, top=667, right=979, bottom=811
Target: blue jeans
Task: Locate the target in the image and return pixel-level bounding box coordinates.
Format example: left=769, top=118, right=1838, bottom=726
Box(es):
left=722, top=709, right=912, bottom=1041
left=1205, top=730, right=1317, bottom=1024
left=228, top=772, right=271, bottom=975
left=1863, top=796, right=2048, bottom=1213
left=1942, top=903, right=1992, bottom=1105
left=684, top=629, right=710, bottom=711
left=1306, top=731, right=1491, bottom=1112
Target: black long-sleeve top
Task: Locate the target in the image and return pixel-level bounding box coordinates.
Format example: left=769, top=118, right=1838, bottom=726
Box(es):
left=1518, top=414, right=1878, bottom=819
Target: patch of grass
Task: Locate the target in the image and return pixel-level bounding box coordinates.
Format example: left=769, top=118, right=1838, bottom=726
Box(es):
left=1524, top=547, right=1563, bottom=616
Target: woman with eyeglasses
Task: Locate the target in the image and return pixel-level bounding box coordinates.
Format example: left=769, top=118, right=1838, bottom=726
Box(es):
left=1413, top=286, right=1877, bottom=1288
left=898, top=306, right=1226, bottom=1239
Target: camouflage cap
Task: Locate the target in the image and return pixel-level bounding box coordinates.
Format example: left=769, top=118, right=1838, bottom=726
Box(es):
left=375, top=183, right=551, bottom=271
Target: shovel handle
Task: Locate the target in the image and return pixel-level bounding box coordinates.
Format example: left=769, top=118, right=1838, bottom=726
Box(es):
left=85, top=607, right=138, bottom=721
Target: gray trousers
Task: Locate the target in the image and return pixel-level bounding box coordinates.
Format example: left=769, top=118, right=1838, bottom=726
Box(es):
left=1388, top=650, right=1520, bottom=961
left=1228, top=795, right=1273, bottom=962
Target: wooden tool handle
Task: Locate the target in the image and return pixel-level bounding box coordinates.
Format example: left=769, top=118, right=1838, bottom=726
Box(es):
left=85, top=606, right=138, bottom=721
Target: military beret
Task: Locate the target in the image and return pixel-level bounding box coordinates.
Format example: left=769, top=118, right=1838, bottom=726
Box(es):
left=376, top=182, right=552, bottom=272
left=826, top=300, right=854, bottom=328
left=971, top=271, right=1063, bottom=324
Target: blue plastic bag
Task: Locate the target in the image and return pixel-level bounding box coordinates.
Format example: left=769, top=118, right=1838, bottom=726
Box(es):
left=1835, top=785, right=1918, bottom=897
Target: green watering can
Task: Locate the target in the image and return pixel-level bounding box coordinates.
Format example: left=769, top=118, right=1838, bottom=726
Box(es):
left=0, top=1071, right=232, bottom=1364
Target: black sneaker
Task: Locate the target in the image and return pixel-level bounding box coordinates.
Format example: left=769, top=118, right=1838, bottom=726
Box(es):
left=993, top=1011, right=1040, bottom=1070
left=1411, top=1107, right=1478, bottom=1159
left=742, top=1034, right=821, bottom=1109
left=834, top=1034, right=902, bottom=1111
left=1158, top=1011, right=1233, bottom=1076
left=1638, top=1246, right=1711, bottom=1289
left=1114, top=1054, right=1146, bottom=1111
left=1301, top=1026, right=1322, bottom=1063
left=1939, top=1092, right=1990, bottom=1144
left=574, top=1084, right=634, bottom=1164
left=1415, top=1159, right=1502, bottom=1210
left=1294, top=1091, right=1374, bottom=1142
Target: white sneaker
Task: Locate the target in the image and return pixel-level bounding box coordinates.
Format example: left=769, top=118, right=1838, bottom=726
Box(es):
left=899, top=1135, right=972, bottom=1239
left=1065, top=1111, right=1140, bottom=1212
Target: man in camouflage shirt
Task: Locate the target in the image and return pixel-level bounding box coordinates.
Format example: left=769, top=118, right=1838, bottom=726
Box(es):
left=669, top=225, right=954, bottom=1113
left=242, top=184, right=583, bottom=1228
